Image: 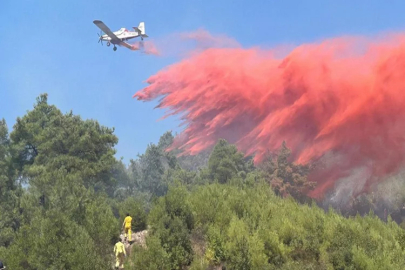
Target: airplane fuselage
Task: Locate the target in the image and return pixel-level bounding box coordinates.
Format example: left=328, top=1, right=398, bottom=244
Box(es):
left=94, top=20, right=147, bottom=51
left=100, top=28, right=140, bottom=44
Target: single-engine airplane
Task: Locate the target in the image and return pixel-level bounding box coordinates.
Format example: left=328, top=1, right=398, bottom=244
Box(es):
left=93, top=20, right=148, bottom=51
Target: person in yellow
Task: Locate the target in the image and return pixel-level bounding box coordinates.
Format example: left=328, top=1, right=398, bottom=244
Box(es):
left=114, top=237, right=126, bottom=269
left=122, top=213, right=132, bottom=242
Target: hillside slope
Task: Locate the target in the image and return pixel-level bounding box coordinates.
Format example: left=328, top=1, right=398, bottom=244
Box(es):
left=127, top=181, right=405, bottom=270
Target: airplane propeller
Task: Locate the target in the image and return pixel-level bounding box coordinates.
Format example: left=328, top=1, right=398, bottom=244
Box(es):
left=97, top=31, right=104, bottom=46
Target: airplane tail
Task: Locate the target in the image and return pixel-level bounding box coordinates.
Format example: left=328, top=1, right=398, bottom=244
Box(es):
left=133, top=22, right=148, bottom=38
left=138, top=22, right=145, bottom=35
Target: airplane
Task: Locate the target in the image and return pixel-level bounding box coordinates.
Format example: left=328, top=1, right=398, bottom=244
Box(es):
left=93, top=20, right=148, bottom=51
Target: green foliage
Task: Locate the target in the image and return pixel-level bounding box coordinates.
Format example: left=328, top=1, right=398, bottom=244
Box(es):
left=130, top=235, right=171, bottom=270
left=207, top=139, right=254, bottom=184
left=0, top=119, right=22, bottom=248
left=147, top=185, right=194, bottom=269
left=4, top=210, right=106, bottom=269
left=205, top=225, right=226, bottom=264
left=5, top=182, right=118, bottom=268
left=4, top=94, right=405, bottom=270
left=1, top=95, right=120, bottom=268
left=170, top=168, right=198, bottom=187
left=156, top=182, right=405, bottom=270
left=259, top=141, right=316, bottom=201
left=225, top=217, right=268, bottom=269
left=158, top=131, right=178, bottom=170
left=130, top=132, right=180, bottom=198
left=83, top=195, right=118, bottom=254
left=188, top=253, right=210, bottom=270
left=11, top=94, right=119, bottom=196
left=117, top=196, right=147, bottom=232
left=138, top=143, right=167, bottom=196
left=177, top=149, right=210, bottom=172
left=111, top=159, right=132, bottom=199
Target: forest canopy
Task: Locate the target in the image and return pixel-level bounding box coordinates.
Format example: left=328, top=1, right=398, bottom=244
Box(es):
left=1, top=94, right=405, bottom=269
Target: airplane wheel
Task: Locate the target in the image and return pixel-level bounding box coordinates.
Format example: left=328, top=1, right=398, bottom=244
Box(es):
left=107, top=42, right=111, bottom=47
left=113, top=47, right=117, bottom=51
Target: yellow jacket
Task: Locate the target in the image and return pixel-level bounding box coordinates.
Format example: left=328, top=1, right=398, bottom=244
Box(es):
left=114, top=241, right=126, bottom=256
left=123, top=216, right=132, bottom=228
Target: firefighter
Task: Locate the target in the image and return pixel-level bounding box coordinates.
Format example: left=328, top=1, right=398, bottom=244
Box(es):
left=122, top=213, right=132, bottom=242
left=114, top=237, right=126, bottom=269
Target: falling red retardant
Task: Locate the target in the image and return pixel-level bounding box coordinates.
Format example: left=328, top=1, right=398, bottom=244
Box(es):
left=133, top=32, right=405, bottom=199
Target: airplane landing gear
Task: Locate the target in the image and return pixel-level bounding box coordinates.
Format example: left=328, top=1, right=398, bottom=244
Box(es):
left=113, top=46, right=117, bottom=51
left=107, top=41, right=111, bottom=47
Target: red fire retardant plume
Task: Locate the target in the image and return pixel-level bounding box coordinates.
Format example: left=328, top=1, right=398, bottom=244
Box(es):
left=133, top=33, right=405, bottom=198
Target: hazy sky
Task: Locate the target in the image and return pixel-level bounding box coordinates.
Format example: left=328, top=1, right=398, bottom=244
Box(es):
left=2, top=0, right=405, bottom=164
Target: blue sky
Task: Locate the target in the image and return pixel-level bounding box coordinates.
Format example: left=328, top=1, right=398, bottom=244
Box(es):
left=1, top=0, right=405, bottom=164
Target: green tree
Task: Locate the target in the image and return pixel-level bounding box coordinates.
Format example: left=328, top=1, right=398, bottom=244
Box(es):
left=260, top=141, right=315, bottom=201
left=147, top=185, right=194, bottom=269
left=117, top=196, right=148, bottom=232
left=0, top=119, right=22, bottom=247
left=10, top=93, right=119, bottom=196
left=112, top=159, right=132, bottom=200
left=157, top=131, right=178, bottom=170
left=177, top=149, right=210, bottom=172
left=4, top=209, right=107, bottom=270
left=138, top=143, right=166, bottom=196
left=131, top=131, right=181, bottom=197
left=3, top=94, right=119, bottom=268
left=207, top=139, right=253, bottom=184
left=130, top=235, right=171, bottom=270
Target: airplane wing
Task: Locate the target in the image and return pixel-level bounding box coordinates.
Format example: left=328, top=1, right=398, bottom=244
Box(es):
left=119, top=40, right=140, bottom=51
left=93, top=20, right=120, bottom=42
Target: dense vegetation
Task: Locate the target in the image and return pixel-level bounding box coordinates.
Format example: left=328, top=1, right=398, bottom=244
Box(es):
left=1, top=94, right=405, bottom=269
